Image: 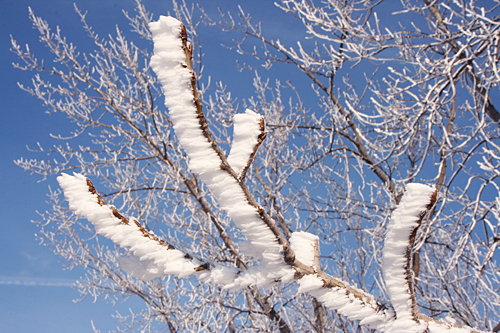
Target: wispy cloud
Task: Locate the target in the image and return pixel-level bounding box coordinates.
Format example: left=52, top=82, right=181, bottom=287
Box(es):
left=0, top=276, right=76, bottom=287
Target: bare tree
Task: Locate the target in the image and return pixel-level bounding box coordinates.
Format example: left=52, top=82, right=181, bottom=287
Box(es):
left=12, top=0, right=500, bottom=332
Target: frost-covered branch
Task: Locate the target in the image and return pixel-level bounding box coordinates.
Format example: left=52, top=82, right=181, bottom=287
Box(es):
left=200, top=3, right=402, bottom=200
left=227, top=109, right=267, bottom=181
left=58, top=173, right=208, bottom=279
left=383, top=184, right=435, bottom=333
left=149, top=15, right=294, bottom=284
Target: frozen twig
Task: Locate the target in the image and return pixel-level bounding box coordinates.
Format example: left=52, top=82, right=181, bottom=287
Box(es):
left=227, top=109, right=267, bottom=180
left=423, top=0, right=500, bottom=125
left=57, top=173, right=208, bottom=279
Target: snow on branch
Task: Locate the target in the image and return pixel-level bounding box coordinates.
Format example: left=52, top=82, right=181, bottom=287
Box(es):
left=58, top=171, right=396, bottom=328
left=227, top=109, right=267, bottom=180
left=57, top=173, right=287, bottom=288
left=290, top=231, right=396, bottom=329
left=383, top=183, right=436, bottom=332
left=288, top=232, right=394, bottom=329
left=58, top=172, right=484, bottom=332
left=297, top=274, right=395, bottom=329
left=57, top=173, right=203, bottom=279
left=149, top=15, right=293, bottom=284
left=380, top=184, right=479, bottom=332
left=290, top=231, right=320, bottom=271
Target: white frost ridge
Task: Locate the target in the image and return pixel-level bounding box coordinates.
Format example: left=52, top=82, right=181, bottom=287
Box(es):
left=57, top=173, right=199, bottom=280
left=227, top=109, right=264, bottom=176
left=383, top=183, right=434, bottom=333
left=57, top=173, right=280, bottom=289
left=149, top=15, right=293, bottom=285
left=290, top=231, right=318, bottom=267
left=297, top=274, right=396, bottom=330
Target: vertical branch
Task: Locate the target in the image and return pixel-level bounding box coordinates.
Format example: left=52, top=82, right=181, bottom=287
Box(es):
left=407, top=191, right=437, bottom=316
left=312, top=297, right=327, bottom=333
left=383, top=183, right=436, bottom=332
left=236, top=117, right=267, bottom=181
left=227, top=109, right=267, bottom=180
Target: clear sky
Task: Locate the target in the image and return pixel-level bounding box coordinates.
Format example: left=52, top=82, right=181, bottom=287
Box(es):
left=0, top=0, right=305, bottom=331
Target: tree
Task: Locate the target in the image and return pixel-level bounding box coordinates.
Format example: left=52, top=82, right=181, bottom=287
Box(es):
left=12, top=0, right=500, bottom=331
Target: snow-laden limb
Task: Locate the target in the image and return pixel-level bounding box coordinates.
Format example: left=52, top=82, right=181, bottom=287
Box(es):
left=297, top=274, right=396, bottom=330
left=147, top=18, right=402, bottom=320
left=149, top=16, right=293, bottom=285
left=290, top=231, right=319, bottom=269
left=57, top=173, right=246, bottom=285
left=227, top=109, right=267, bottom=179
left=383, top=183, right=435, bottom=332
left=380, top=184, right=482, bottom=332
left=296, top=272, right=482, bottom=332
left=58, top=173, right=200, bottom=279
left=57, top=172, right=291, bottom=288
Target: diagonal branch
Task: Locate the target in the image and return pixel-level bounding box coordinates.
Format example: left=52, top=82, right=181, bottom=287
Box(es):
left=58, top=173, right=215, bottom=279
left=150, top=16, right=295, bottom=277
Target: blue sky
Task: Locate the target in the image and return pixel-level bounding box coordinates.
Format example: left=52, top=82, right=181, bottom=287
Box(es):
left=0, top=0, right=305, bottom=331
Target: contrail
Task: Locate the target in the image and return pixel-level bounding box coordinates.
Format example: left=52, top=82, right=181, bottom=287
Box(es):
left=0, top=276, right=76, bottom=287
